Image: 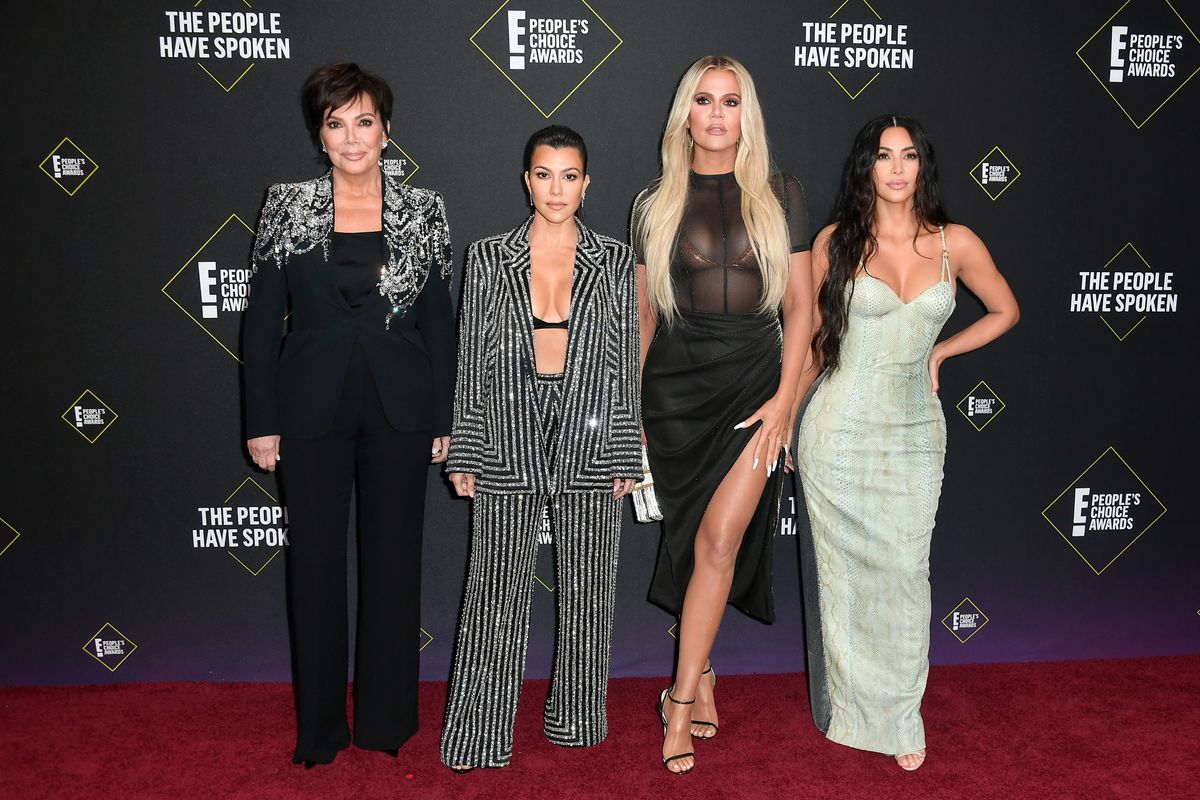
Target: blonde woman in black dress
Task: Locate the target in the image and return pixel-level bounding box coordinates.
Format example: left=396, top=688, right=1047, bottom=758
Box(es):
left=633, top=55, right=813, bottom=774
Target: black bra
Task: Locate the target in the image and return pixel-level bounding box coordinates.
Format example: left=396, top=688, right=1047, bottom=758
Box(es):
left=532, top=315, right=569, bottom=330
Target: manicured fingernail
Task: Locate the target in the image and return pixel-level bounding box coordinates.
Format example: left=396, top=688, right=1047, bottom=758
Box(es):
left=733, top=422, right=745, bottom=429
left=752, top=457, right=759, bottom=470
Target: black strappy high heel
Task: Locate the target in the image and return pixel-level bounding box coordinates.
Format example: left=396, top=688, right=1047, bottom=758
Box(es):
left=657, top=687, right=695, bottom=775
left=691, top=663, right=719, bottom=740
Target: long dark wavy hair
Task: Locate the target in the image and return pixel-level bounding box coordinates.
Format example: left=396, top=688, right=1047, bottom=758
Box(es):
left=814, top=114, right=951, bottom=372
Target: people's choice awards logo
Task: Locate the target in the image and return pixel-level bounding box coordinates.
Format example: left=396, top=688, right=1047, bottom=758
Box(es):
left=956, top=381, right=1006, bottom=432
left=1042, top=447, right=1167, bottom=575
left=471, top=0, right=622, bottom=117
left=60, top=390, right=119, bottom=444
left=191, top=477, right=289, bottom=576
left=158, top=1, right=292, bottom=92
left=793, top=1, right=915, bottom=100
left=0, top=515, right=20, bottom=560
left=1077, top=0, right=1200, bottom=128
left=969, top=146, right=1022, bottom=201
left=940, top=597, right=989, bottom=644
left=1069, top=242, right=1178, bottom=340
left=162, top=214, right=259, bottom=362
left=381, top=138, right=421, bottom=184
left=82, top=623, right=138, bottom=672
left=38, top=137, right=99, bottom=197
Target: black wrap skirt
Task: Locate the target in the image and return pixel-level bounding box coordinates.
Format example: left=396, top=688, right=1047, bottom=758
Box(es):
left=643, top=310, right=783, bottom=623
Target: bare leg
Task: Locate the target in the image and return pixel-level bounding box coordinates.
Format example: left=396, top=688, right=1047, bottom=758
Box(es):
left=661, top=437, right=771, bottom=771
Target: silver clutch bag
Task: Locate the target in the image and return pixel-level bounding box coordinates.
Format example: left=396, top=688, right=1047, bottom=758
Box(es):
left=631, top=445, right=663, bottom=523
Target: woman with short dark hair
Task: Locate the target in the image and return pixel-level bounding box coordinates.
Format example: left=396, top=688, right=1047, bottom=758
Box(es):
left=243, top=62, right=455, bottom=767
left=440, top=125, right=641, bottom=772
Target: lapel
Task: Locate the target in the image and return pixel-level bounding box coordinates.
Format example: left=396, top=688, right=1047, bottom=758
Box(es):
left=500, top=217, right=608, bottom=464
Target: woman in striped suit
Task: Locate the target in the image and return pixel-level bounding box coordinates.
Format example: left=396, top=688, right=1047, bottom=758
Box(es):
left=440, top=126, right=642, bottom=772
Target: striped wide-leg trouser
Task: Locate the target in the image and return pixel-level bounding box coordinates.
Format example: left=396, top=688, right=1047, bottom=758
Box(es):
left=440, top=491, right=623, bottom=768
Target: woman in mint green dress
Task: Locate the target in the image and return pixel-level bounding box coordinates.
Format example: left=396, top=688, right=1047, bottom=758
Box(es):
left=797, top=115, right=1019, bottom=771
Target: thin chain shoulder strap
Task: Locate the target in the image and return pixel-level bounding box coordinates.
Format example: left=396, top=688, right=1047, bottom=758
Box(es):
left=938, top=225, right=951, bottom=282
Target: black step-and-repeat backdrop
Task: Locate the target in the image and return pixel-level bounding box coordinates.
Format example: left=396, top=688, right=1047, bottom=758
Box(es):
left=2, top=1, right=1196, bottom=685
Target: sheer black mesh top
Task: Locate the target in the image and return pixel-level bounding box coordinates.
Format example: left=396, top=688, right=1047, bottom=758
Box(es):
left=658, top=171, right=809, bottom=315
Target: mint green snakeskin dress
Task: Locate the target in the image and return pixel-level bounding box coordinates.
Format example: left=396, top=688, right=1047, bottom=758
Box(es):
left=797, top=227, right=954, bottom=756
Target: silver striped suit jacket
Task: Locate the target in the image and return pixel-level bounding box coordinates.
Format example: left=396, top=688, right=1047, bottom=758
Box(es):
left=446, top=217, right=642, bottom=493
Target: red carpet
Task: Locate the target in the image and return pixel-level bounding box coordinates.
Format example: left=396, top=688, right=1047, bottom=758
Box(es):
left=2, top=656, right=1196, bottom=800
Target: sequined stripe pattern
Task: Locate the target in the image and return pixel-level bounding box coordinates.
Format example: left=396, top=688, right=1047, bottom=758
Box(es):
left=445, top=219, right=643, bottom=492
left=439, top=490, right=622, bottom=767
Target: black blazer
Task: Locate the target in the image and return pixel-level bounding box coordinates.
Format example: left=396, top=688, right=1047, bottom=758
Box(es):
left=446, top=218, right=642, bottom=493
left=244, top=171, right=454, bottom=440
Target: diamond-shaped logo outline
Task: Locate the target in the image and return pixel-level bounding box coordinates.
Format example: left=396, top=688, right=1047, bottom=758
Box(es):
left=1075, top=0, right=1200, bottom=129
left=955, top=380, right=1006, bottom=432
left=939, top=596, right=990, bottom=643
left=1040, top=446, right=1168, bottom=575
left=192, top=0, right=258, bottom=93
left=60, top=389, right=119, bottom=445
left=1097, top=242, right=1153, bottom=341
left=81, top=622, right=138, bottom=673
left=384, top=139, right=421, bottom=185
left=969, top=146, right=1022, bottom=201
left=825, top=0, right=885, bottom=100
left=419, top=627, right=434, bottom=652
left=161, top=213, right=256, bottom=363
left=37, top=136, right=100, bottom=197
left=220, top=476, right=284, bottom=576
left=469, top=0, right=624, bottom=119
left=0, top=515, right=20, bottom=559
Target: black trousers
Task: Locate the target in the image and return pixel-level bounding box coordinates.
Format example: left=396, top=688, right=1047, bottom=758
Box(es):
left=279, top=344, right=430, bottom=764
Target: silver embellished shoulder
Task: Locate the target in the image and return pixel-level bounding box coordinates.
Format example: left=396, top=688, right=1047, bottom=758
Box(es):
left=252, top=170, right=452, bottom=329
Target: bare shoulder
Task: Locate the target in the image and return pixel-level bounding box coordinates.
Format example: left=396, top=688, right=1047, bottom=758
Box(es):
left=813, top=223, right=838, bottom=249
left=942, top=223, right=988, bottom=256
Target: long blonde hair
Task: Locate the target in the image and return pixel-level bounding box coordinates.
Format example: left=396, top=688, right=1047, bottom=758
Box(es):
left=634, top=55, right=791, bottom=324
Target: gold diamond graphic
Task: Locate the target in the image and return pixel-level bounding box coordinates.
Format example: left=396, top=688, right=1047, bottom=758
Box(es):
left=940, top=597, right=990, bottom=643
left=1076, top=0, right=1200, bottom=129
left=82, top=623, right=138, bottom=672
left=826, top=0, right=885, bottom=99
left=1041, top=447, right=1167, bottom=575
left=470, top=0, right=623, bottom=118
left=60, top=389, right=119, bottom=444
left=0, top=515, right=20, bottom=559
left=38, top=136, right=100, bottom=197
left=1098, top=242, right=1155, bottom=341
left=193, top=0, right=258, bottom=93
left=956, top=380, right=1006, bottom=432
left=218, top=476, right=285, bottom=576
left=969, top=146, right=1022, bottom=201
left=667, top=622, right=677, bottom=639
left=419, top=627, right=434, bottom=652
left=382, top=139, right=421, bottom=185
left=161, top=213, right=257, bottom=362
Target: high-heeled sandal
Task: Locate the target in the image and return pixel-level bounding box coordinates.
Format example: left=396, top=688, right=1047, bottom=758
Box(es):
left=691, top=663, right=719, bottom=740
left=657, top=687, right=695, bottom=775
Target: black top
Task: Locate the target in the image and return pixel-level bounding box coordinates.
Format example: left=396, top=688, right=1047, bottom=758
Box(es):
left=672, top=171, right=809, bottom=314
left=331, top=231, right=385, bottom=309
left=531, top=315, right=570, bottom=330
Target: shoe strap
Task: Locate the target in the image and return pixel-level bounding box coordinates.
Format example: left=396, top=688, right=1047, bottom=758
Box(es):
left=667, top=688, right=695, bottom=705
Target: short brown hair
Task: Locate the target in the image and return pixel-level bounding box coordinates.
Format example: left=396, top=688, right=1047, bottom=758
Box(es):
left=301, top=62, right=393, bottom=147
